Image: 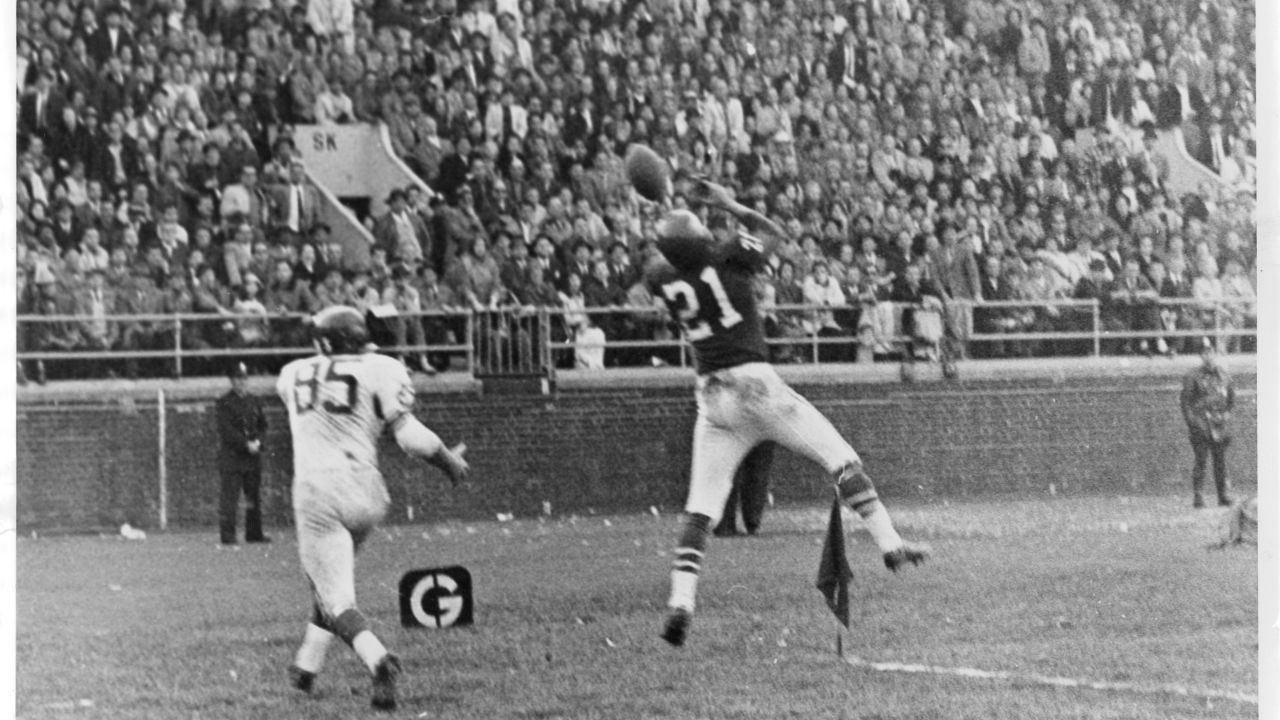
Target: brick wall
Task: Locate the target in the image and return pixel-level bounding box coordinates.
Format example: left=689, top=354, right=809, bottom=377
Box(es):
left=15, top=363, right=1257, bottom=533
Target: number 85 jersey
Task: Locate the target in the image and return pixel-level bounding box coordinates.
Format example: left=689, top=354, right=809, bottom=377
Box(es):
left=277, top=352, right=415, bottom=477
left=650, top=225, right=770, bottom=375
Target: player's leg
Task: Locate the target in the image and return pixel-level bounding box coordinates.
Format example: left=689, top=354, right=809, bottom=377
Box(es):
left=712, top=478, right=742, bottom=537
left=243, top=466, right=267, bottom=543
left=753, top=371, right=927, bottom=569
left=217, top=464, right=240, bottom=545
left=664, top=415, right=752, bottom=646
left=1211, top=440, right=1230, bottom=506
left=1190, top=432, right=1209, bottom=508
left=739, top=442, right=776, bottom=535
left=288, top=591, right=334, bottom=693
left=300, top=522, right=401, bottom=709
left=294, top=489, right=400, bottom=710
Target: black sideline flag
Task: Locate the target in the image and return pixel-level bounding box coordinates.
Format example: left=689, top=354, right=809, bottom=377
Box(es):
left=816, top=495, right=854, bottom=634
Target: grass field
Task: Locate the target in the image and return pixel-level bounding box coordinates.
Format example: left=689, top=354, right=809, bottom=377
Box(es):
left=16, top=493, right=1257, bottom=720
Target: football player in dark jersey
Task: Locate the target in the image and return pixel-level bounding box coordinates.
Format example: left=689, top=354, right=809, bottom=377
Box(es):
left=649, top=180, right=929, bottom=647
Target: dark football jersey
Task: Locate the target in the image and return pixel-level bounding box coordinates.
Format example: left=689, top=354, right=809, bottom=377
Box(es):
left=653, top=231, right=770, bottom=374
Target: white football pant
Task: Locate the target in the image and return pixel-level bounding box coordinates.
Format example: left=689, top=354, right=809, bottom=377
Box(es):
left=293, top=468, right=391, bottom=619
left=685, top=362, right=861, bottom=523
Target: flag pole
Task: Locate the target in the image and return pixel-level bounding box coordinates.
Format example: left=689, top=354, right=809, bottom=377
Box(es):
left=817, top=487, right=854, bottom=658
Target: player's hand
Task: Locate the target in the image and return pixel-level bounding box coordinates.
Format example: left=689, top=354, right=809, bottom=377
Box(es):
left=883, top=541, right=930, bottom=572
left=247, top=440, right=261, bottom=454
left=441, top=442, right=470, bottom=487
left=693, top=179, right=736, bottom=209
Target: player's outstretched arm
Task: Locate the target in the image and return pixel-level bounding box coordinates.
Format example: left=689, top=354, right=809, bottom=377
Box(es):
left=391, top=414, right=471, bottom=486
left=694, top=179, right=788, bottom=255
left=428, top=443, right=470, bottom=487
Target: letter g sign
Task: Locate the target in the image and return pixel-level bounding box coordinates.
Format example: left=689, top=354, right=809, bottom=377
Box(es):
left=398, top=566, right=474, bottom=628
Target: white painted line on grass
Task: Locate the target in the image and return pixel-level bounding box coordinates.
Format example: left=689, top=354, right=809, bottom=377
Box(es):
left=843, top=655, right=1257, bottom=705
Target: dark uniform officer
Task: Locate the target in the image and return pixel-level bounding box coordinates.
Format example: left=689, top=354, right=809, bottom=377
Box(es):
left=1179, top=341, right=1235, bottom=508
left=216, top=362, right=270, bottom=544
left=714, top=442, right=776, bottom=536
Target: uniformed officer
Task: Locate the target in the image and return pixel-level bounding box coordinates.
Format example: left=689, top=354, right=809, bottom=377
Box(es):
left=1179, top=340, right=1236, bottom=508
left=216, top=361, right=270, bottom=544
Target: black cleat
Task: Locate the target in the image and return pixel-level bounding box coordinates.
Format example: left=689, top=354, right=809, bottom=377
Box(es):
left=661, top=608, right=692, bottom=647
left=370, top=653, right=402, bottom=711
left=246, top=535, right=272, bottom=544
left=883, top=541, right=930, bottom=572
left=287, top=664, right=315, bottom=693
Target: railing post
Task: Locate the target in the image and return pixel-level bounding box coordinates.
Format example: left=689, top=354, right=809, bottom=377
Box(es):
left=465, top=310, right=475, bottom=376
left=1213, top=303, right=1224, bottom=353
left=173, top=318, right=183, bottom=379
left=1091, top=300, right=1101, bottom=358
left=539, top=307, right=552, bottom=375
left=157, top=388, right=167, bottom=531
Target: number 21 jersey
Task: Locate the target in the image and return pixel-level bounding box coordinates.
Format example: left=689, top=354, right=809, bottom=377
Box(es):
left=276, top=352, right=415, bottom=477
left=653, top=233, right=769, bottom=375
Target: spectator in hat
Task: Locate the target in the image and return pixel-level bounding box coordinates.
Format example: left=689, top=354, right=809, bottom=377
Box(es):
left=215, top=361, right=270, bottom=545
left=374, top=188, right=429, bottom=270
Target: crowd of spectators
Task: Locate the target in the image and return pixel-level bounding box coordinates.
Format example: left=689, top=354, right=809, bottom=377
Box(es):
left=15, top=0, right=1258, bottom=382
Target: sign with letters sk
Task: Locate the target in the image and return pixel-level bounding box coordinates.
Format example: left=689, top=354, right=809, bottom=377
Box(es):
left=399, top=566, right=474, bottom=629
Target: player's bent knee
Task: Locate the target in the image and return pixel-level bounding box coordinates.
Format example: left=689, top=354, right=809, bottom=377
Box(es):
left=835, top=461, right=880, bottom=512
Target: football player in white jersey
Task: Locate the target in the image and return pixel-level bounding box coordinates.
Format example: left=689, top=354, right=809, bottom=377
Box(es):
left=277, top=305, right=469, bottom=711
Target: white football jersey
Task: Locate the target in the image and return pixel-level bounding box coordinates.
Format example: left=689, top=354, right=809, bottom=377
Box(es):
left=277, top=352, right=415, bottom=477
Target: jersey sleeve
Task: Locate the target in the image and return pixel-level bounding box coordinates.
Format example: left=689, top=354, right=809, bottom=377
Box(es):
left=370, top=355, right=416, bottom=425
left=275, top=363, right=294, bottom=409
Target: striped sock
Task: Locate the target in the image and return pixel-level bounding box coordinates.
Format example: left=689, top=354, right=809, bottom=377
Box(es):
left=333, top=608, right=387, bottom=674
left=293, top=622, right=333, bottom=674
left=668, top=514, right=711, bottom=612
left=837, top=463, right=903, bottom=552
left=294, top=604, right=335, bottom=673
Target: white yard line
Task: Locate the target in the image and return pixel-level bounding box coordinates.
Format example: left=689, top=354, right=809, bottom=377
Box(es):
left=843, top=655, right=1257, bottom=705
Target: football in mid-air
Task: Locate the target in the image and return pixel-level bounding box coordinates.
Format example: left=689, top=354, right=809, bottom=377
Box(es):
left=625, top=144, right=670, bottom=202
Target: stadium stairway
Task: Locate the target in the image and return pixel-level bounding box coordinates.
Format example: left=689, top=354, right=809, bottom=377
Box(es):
left=1073, top=124, right=1243, bottom=200
left=292, top=122, right=436, bottom=266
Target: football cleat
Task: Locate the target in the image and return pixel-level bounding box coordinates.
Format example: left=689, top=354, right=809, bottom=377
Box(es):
left=883, top=541, right=930, bottom=572
left=287, top=664, right=315, bottom=694
left=370, top=653, right=402, bottom=711
left=661, top=608, right=692, bottom=647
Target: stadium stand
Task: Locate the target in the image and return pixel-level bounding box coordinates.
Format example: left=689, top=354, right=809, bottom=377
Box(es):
left=14, top=0, right=1256, bottom=383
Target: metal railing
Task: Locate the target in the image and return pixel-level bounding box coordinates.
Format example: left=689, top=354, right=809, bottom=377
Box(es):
left=15, top=296, right=1257, bottom=379
left=16, top=309, right=474, bottom=378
